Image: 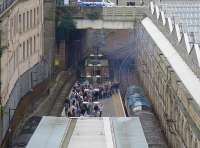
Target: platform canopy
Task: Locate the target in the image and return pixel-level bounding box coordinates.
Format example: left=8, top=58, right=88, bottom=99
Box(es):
left=26, top=116, right=148, bottom=148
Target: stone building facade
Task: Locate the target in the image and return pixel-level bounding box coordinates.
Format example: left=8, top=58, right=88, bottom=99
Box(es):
left=0, top=0, right=51, bottom=144
left=133, top=19, right=200, bottom=148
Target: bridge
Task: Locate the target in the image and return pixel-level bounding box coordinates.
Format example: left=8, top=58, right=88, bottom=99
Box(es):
left=61, top=6, right=146, bottom=29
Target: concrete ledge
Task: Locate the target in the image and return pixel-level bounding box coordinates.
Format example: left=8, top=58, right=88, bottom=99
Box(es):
left=74, top=19, right=135, bottom=29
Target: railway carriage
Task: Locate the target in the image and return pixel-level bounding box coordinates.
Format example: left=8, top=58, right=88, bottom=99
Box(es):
left=125, top=85, right=152, bottom=115
left=125, top=85, right=168, bottom=148
left=81, top=53, right=110, bottom=84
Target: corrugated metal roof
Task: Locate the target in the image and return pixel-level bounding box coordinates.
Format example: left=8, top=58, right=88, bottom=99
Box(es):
left=26, top=117, right=148, bottom=148
left=111, top=118, right=149, bottom=148
left=157, top=1, right=200, bottom=43
left=67, top=118, right=109, bottom=148
left=127, top=96, right=151, bottom=108
left=26, top=116, right=70, bottom=148
left=126, top=85, right=144, bottom=96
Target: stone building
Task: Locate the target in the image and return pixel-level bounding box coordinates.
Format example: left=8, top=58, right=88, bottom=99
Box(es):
left=0, top=0, right=54, bottom=144
left=133, top=1, right=200, bottom=148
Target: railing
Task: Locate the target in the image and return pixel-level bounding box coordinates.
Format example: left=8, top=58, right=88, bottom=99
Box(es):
left=58, top=6, right=103, bottom=19
left=68, top=6, right=146, bottom=21
left=0, top=0, right=16, bottom=14
left=102, top=6, right=146, bottom=21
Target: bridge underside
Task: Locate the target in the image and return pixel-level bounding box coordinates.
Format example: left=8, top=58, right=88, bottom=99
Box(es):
left=74, top=19, right=135, bottom=29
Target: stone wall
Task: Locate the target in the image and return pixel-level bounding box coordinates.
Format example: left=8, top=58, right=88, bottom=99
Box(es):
left=43, top=0, right=56, bottom=78
left=0, top=0, right=55, bottom=144
left=54, top=40, right=67, bottom=74
left=133, top=21, right=200, bottom=148
left=0, top=62, right=48, bottom=145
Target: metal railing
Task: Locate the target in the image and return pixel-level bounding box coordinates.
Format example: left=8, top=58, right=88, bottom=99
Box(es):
left=69, top=6, right=146, bottom=21
left=102, top=6, right=146, bottom=21
left=0, top=0, right=16, bottom=14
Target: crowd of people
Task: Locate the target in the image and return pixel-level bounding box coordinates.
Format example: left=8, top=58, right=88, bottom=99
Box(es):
left=64, top=80, right=117, bottom=117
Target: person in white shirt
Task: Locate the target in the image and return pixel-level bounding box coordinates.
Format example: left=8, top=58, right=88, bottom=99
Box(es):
left=99, top=103, right=103, bottom=117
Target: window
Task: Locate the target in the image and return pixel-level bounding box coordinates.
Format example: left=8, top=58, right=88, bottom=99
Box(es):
left=27, top=11, right=29, bottom=29
left=23, top=42, right=25, bottom=60
left=13, top=51, right=15, bottom=70
left=16, top=46, right=19, bottom=66
left=14, top=15, right=17, bottom=34
left=10, top=18, right=13, bottom=40
left=30, top=10, right=32, bottom=28
left=34, top=35, right=36, bottom=52
left=127, top=2, right=135, bottom=6
left=95, top=69, right=101, bottom=75
left=23, top=13, right=25, bottom=32
left=27, top=40, right=29, bottom=57
left=34, top=8, right=36, bottom=26
left=30, top=37, right=32, bottom=55
left=19, top=14, right=21, bottom=32
left=37, top=7, right=39, bottom=24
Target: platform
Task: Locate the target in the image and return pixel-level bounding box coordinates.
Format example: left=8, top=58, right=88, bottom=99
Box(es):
left=99, top=92, right=126, bottom=117
left=61, top=91, right=126, bottom=117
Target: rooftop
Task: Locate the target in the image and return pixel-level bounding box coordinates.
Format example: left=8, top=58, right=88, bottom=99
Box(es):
left=26, top=116, right=148, bottom=148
